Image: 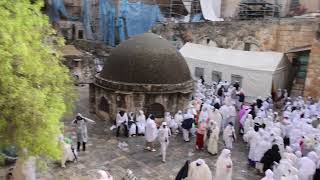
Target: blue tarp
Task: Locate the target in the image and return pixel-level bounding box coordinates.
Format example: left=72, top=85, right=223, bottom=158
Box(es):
left=82, top=0, right=93, bottom=40
left=123, top=1, right=163, bottom=37
left=49, top=0, right=70, bottom=23
left=99, top=0, right=116, bottom=46
left=191, top=13, right=205, bottom=22
left=99, top=0, right=163, bottom=46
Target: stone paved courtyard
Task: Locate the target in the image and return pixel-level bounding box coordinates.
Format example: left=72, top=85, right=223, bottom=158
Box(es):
left=1, top=85, right=262, bottom=180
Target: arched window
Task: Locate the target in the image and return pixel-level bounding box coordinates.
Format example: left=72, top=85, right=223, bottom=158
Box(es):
left=99, top=97, right=109, bottom=113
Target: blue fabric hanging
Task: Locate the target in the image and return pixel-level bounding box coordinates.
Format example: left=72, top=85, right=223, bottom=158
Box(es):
left=99, top=0, right=116, bottom=46
left=82, top=0, right=93, bottom=40
left=49, top=0, right=70, bottom=23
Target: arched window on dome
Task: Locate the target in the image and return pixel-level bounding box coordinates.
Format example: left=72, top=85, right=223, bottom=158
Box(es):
left=99, top=97, right=110, bottom=113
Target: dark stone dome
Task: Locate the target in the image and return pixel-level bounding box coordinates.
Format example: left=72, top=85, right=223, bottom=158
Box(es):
left=99, top=33, right=192, bottom=84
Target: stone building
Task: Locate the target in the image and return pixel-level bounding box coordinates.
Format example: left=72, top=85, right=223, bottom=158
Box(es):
left=153, top=18, right=320, bottom=98
left=89, top=33, right=194, bottom=121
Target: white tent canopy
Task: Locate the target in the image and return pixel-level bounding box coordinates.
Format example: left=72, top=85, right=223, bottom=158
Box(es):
left=180, top=43, right=291, bottom=100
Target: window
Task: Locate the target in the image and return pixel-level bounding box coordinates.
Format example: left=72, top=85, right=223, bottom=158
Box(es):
left=195, top=67, right=204, bottom=79
left=99, top=97, right=109, bottom=113
left=231, top=74, right=243, bottom=87
left=212, top=71, right=222, bottom=83
left=244, top=43, right=251, bottom=51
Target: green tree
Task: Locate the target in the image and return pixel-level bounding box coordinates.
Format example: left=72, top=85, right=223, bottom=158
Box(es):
left=0, top=0, right=75, bottom=161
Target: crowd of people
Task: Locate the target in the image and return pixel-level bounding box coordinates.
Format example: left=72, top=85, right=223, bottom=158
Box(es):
left=61, top=79, right=320, bottom=180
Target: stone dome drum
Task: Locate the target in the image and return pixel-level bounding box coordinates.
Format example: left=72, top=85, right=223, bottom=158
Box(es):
left=96, top=33, right=193, bottom=93
left=99, top=33, right=192, bottom=84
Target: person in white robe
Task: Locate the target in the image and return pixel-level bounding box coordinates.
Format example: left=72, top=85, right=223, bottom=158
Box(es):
left=255, top=135, right=272, bottom=168
left=274, top=159, right=299, bottom=180
left=115, top=111, right=129, bottom=137
left=261, top=169, right=274, bottom=180
left=198, top=106, right=209, bottom=124
left=297, top=151, right=317, bottom=180
left=128, top=112, right=137, bottom=137
left=187, top=159, right=212, bottom=180
left=208, top=107, right=222, bottom=134
left=158, top=122, right=171, bottom=162
left=207, top=120, right=219, bottom=155
left=164, top=112, right=171, bottom=124
left=181, top=112, right=194, bottom=142
left=72, top=113, right=95, bottom=151
left=174, top=110, right=184, bottom=132
left=215, top=149, right=233, bottom=180
left=247, top=127, right=261, bottom=166
left=244, top=114, right=254, bottom=134
left=93, top=170, right=113, bottom=180
left=282, top=147, right=298, bottom=166
left=136, top=110, right=146, bottom=135
left=144, top=115, right=158, bottom=152
left=223, top=122, right=236, bottom=149
left=220, top=103, right=231, bottom=130
left=59, top=135, right=77, bottom=168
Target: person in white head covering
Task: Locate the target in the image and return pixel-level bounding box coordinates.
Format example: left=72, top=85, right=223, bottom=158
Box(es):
left=208, top=107, right=222, bottom=133
left=174, top=110, right=184, bottom=132
left=181, top=112, right=195, bottom=142
left=215, top=149, right=233, bottom=180
left=254, top=135, right=272, bottom=165
left=273, top=159, right=299, bottom=180
left=187, top=159, right=212, bottom=180
left=207, top=120, right=219, bottom=155
left=244, top=114, right=254, bottom=134
left=198, top=106, right=209, bottom=124
left=158, top=122, right=171, bottom=162
left=223, top=122, right=236, bottom=149
left=136, top=110, right=146, bottom=135
left=297, top=151, right=317, bottom=180
left=72, top=113, right=96, bottom=151
left=144, top=115, right=158, bottom=152
left=115, top=111, right=129, bottom=138
left=59, top=135, right=77, bottom=168
left=164, top=112, right=172, bottom=125
left=93, top=170, right=113, bottom=180
left=261, top=169, right=274, bottom=180
left=128, top=112, right=137, bottom=137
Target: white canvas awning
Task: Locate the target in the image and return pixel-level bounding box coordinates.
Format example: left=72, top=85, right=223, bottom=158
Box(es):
left=180, top=43, right=291, bottom=100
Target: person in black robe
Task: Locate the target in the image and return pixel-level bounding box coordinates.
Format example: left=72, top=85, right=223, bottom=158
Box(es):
left=175, top=160, right=190, bottom=180
left=256, top=98, right=263, bottom=109
left=314, top=168, right=320, bottom=180
left=260, top=144, right=281, bottom=172
left=249, top=103, right=256, bottom=119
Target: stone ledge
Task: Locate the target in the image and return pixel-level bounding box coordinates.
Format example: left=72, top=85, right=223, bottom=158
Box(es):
left=94, top=75, right=194, bottom=93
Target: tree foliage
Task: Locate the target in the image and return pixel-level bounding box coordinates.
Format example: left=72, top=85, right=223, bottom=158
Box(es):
left=0, top=0, right=75, bottom=161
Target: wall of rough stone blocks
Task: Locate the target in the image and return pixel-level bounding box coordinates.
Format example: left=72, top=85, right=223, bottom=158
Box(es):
left=276, top=21, right=318, bottom=52
left=153, top=19, right=318, bottom=52
left=304, top=40, right=320, bottom=98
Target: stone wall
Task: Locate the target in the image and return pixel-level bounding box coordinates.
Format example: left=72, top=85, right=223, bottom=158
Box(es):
left=304, top=40, right=320, bottom=98
left=152, top=18, right=320, bottom=98
left=152, top=19, right=319, bottom=52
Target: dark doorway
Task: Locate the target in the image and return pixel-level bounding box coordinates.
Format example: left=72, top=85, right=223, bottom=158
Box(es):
left=78, top=30, right=84, bottom=39
left=99, top=97, right=110, bottom=113
left=146, top=103, right=165, bottom=118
